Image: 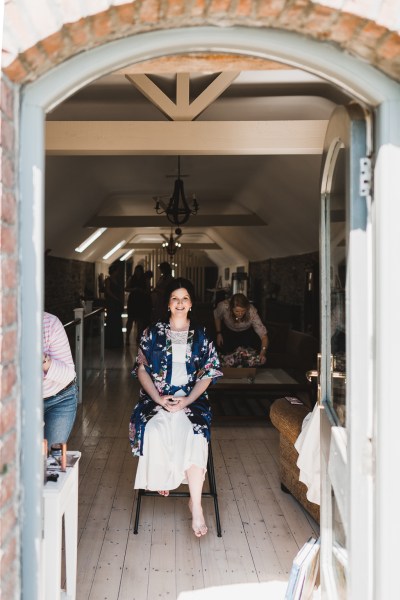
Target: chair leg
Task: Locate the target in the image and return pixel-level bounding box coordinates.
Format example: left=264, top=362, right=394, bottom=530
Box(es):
left=133, top=442, right=222, bottom=537
left=133, top=489, right=143, bottom=534
left=207, top=443, right=222, bottom=537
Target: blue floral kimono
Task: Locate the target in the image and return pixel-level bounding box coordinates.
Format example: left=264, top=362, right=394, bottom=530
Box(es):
left=129, top=321, right=222, bottom=457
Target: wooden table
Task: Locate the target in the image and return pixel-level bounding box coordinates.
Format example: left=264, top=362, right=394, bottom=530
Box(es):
left=42, top=451, right=81, bottom=600
left=209, top=368, right=311, bottom=419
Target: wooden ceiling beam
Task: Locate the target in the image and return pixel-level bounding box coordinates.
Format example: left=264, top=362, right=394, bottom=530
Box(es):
left=46, top=120, right=327, bottom=155
left=182, top=72, right=239, bottom=120
left=124, top=242, right=221, bottom=249
left=125, top=72, right=239, bottom=121
left=85, top=214, right=266, bottom=227
left=125, top=74, right=178, bottom=119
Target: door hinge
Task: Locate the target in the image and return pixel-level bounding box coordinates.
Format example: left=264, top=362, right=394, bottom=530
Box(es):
left=360, top=157, right=372, bottom=197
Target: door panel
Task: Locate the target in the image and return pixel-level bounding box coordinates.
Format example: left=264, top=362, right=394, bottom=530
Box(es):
left=319, top=104, right=371, bottom=599
left=327, top=142, right=346, bottom=427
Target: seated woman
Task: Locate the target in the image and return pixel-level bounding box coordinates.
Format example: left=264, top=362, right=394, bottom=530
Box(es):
left=129, top=277, right=222, bottom=537
left=214, top=293, right=268, bottom=367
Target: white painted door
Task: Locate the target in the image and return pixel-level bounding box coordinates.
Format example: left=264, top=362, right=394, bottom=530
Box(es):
left=319, top=105, right=372, bottom=599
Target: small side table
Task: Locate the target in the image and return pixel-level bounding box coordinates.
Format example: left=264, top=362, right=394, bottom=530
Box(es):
left=42, top=451, right=81, bottom=600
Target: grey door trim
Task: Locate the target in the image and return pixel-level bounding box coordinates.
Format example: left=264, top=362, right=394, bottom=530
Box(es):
left=20, top=26, right=400, bottom=599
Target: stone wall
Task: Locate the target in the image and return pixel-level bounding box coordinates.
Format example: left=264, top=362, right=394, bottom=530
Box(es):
left=45, top=256, right=96, bottom=324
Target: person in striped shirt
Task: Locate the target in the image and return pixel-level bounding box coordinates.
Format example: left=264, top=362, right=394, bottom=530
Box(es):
left=43, top=312, right=78, bottom=447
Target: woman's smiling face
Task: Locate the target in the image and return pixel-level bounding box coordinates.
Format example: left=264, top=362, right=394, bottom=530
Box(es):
left=168, top=288, right=192, bottom=317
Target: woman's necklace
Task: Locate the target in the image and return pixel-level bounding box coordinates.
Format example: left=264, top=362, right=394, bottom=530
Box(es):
left=234, top=314, right=245, bottom=322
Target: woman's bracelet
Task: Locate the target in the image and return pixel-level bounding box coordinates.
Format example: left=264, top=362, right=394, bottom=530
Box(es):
left=216, top=331, right=222, bottom=334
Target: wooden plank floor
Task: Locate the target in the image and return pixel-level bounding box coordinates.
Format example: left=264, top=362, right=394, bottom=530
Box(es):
left=69, top=347, right=319, bottom=600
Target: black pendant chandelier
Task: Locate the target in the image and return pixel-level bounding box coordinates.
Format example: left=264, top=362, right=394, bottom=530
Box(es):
left=154, top=156, right=199, bottom=226
left=162, top=228, right=182, bottom=257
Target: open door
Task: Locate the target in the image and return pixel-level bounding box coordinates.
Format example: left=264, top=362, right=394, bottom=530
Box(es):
left=319, top=105, right=373, bottom=599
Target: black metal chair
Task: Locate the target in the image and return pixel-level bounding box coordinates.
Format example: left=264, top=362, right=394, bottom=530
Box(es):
left=133, top=441, right=222, bottom=537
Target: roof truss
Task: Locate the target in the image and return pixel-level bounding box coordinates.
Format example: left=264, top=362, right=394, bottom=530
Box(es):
left=125, top=72, right=239, bottom=121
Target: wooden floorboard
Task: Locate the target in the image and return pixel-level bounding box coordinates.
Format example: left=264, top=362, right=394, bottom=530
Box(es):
left=72, top=347, right=319, bottom=599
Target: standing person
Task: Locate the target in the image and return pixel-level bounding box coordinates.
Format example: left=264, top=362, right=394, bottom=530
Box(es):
left=151, top=261, right=174, bottom=322
left=214, top=293, right=268, bottom=366
left=136, top=269, right=154, bottom=342
left=104, top=261, right=124, bottom=348
left=129, top=278, right=222, bottom=537
left=43, top=312, right=78, bottom=447
left=125, top=264, right=147, bottom=346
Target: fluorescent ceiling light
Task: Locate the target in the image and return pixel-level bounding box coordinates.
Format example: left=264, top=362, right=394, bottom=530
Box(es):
left=75, top=227, right=107, bottom=253
left=119, top=249, right=134, bottom=261
left=102, top=240, right=126, bottom=260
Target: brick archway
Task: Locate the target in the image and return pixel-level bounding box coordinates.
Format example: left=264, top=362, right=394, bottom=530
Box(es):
left=1, top=3, right=400, bottom=598
left=2, top=0, right=400, bottom=84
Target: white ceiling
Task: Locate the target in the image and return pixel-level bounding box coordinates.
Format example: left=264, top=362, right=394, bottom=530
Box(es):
left=45, top=67, right=353, bottom=268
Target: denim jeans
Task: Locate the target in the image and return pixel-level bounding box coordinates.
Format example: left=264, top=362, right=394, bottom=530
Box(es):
left=44, top=382, right=78, bottom=447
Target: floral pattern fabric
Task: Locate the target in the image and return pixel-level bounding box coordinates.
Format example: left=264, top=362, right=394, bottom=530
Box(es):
left=129, top=322, right=222, bottom=456
left=219, top=346, right=264, bottom=368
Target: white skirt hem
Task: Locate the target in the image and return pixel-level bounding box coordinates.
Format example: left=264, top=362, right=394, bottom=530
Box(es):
left=134, top=408, right=208, bottom=491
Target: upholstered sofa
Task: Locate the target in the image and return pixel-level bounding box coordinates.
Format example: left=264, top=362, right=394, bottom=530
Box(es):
left=270, top=393, right=320, bottom=523
left=265, top=321, right=319, bottom=373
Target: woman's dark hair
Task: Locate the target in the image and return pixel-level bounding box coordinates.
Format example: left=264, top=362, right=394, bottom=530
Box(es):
left=130, top=264, right=145, bottom=285
left=108, top=260, right=122, bottom=275
left=159, top=261, right=172, bottom=277
left=229, top=293, right=251, bottom=322
left=161, top=278, right=196, bottom=322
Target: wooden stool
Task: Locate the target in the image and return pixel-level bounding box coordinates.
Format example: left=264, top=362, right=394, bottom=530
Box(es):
left=133, top=442, right=222, bottom=537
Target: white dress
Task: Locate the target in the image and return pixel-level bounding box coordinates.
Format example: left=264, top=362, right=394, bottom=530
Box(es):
left=134, top=329, right=208, bottom=490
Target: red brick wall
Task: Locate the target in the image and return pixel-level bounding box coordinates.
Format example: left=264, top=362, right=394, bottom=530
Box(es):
left=0, top=1, right=399, bottom=596
left=2, top=1, right=400, bottom=84
left=0, top=74, right=20, bottom=599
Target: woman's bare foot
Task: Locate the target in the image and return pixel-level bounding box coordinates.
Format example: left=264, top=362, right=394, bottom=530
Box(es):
left=189, top=502, right=207, bottom=537
left=157, top=490, right=169, bottom=496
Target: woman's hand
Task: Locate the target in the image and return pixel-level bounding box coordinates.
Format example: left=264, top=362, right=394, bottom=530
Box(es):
left=259, top=337, right=268, bottom=365
left=216, top=332, right=223, bottom=347
left=43, top=353, right=52, bottom=373
left=159, top=395, right=187, bottom=412
left=160, top=379, right=211, bottom=412
left=259, top=350, right=267, bottom=365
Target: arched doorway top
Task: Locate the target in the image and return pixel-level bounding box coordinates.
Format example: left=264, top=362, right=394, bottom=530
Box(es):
left=12, top=8, right=400, bottom=600
left=2, top=0, right=400, bottom=85
left=19, top=26, right=400, bottom=112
